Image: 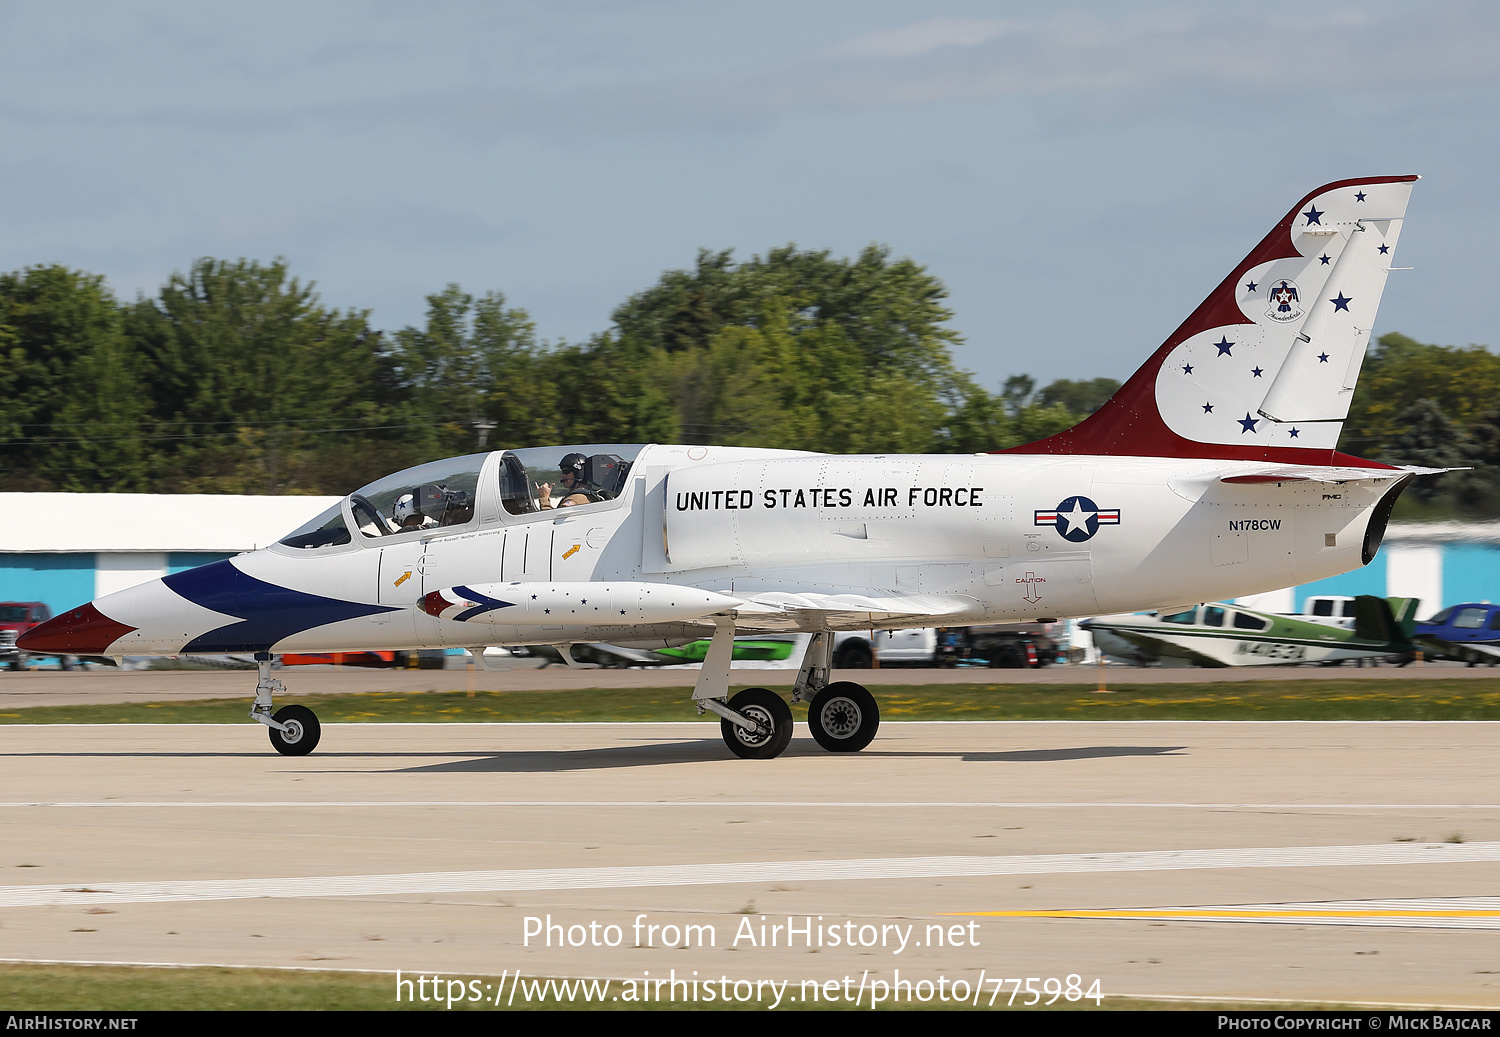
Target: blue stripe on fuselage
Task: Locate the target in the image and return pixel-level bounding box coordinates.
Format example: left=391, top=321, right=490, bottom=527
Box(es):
left=164, top=560, right=400, bottom=652
left=452, top=584, right=515, bottom=623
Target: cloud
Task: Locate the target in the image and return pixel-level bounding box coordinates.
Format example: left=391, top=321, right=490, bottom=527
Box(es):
left=808, top=6, right=1500, bottom=105
left=827, top=17, right=1017, bottom=59
left=4, top=4, right=1498, bottom=143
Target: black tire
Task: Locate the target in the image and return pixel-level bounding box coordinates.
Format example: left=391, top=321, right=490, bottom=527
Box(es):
left=807, top=681, right=879, bottom=753
left=269, top=704, right=321, bottom=756
left=720, top=688, right=792, bottom=760
left=833, top=641, right=872, bottom=669
left=989, top=645, right=1025, bottom=669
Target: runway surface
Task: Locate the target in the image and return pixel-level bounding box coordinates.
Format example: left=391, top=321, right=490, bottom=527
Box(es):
left=3, top=719, right=1499, bottom=1007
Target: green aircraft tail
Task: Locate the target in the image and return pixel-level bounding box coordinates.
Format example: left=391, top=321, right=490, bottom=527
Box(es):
left=1351, top=595, right=1420, bottom=645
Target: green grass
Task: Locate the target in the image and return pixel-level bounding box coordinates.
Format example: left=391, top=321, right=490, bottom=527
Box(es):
left=3, top=679, right=1500, bottom=725
left=0, top=963, right=1366, bottom=1011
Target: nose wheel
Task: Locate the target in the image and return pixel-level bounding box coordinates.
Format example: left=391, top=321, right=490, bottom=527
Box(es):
left=268, top=704, right=321, bottom=756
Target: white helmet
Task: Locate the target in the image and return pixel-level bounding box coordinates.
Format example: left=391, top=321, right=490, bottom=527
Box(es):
left=393, top=492, right=421, bottom=528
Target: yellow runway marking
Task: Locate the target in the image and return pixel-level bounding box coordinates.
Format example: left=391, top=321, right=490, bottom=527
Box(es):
left=970, top=909, right=1500, bottom=919
left=952, top=898, right=1500, bottom=928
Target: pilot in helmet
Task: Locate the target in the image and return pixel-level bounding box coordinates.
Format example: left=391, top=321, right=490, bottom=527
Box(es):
left=392, top=492, right=426, bottom=530
left=539, top=452, right=598, bottom=509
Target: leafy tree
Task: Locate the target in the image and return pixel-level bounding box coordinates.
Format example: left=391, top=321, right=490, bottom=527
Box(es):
left=1037, top=377, right=1121, bottom=415
left=386, top=285, right=549, bottom=455
left=611, top=244, right=963, bottom=382
left=0, top=266, right=149, bottom=491
left=1342, top=332, right=1500, bottom=458
left=1381, top=399, right=1472, bottom=504
left=127, top=258, right=390, bottom=494
left=999, top=374, right=1035, bottom=418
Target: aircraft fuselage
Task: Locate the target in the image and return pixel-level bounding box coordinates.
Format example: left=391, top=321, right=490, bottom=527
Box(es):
left=71, top=445, right=1400, bottom=658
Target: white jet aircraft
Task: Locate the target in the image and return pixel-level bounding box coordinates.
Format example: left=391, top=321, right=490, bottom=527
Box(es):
left=22, top=175, right=1431, bottom=759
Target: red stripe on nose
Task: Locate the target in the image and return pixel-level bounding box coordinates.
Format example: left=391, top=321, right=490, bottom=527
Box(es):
left=16, top=603, right=137, bottom=655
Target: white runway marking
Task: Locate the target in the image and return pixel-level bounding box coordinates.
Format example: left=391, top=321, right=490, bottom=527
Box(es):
left=2, top=842, right=1496, bottom=908
left=4, top=801, right=1499, bottom=809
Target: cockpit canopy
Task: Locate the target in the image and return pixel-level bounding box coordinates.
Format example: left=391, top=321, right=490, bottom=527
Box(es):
left=277, top=445, right=643, bottom=549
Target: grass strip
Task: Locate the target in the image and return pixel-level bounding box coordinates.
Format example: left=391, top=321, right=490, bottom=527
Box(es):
left=0, top=963, right=1360, bottom=1011
left=2, top=680, right=1499, bottom=725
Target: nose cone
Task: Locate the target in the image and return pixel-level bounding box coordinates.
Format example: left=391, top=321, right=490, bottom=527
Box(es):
left=16, top=603, right=138, bottom=655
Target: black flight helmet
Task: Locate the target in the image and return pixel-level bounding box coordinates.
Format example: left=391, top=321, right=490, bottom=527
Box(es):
left=559, top=452, right=588, bottom=482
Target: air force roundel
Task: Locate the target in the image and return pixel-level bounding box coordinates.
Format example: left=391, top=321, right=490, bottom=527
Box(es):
left=1034, top=496, right=1121, bottom=542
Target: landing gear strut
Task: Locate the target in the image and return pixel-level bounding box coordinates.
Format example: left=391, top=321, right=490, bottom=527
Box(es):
left=692, top=618, right=794, bottom=759
left=250, top=653, right=321, bottom=756
left=794, top=632, right=880, bottom=753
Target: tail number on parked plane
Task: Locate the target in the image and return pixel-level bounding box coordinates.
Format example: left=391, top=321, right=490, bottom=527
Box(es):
left=1234, top=641, right=1305, bottom=659
left=1227, top=519, right=1282, bottom=531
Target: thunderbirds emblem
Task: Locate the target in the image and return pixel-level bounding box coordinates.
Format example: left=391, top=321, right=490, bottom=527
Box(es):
left=1266, top=278, right=1303, bottom=323
left=1034, top=496, right=1121, bottom=543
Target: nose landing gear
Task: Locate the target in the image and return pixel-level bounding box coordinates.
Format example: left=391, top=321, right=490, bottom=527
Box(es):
left=250, top=653, right=322, bottom=756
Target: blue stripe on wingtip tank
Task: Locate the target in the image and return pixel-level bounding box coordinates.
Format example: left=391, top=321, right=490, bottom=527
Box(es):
left=451, top=584, right=515, bottom=623
left=163, top=559, right=400, bottom=652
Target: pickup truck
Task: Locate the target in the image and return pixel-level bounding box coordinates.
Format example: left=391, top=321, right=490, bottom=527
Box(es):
left=0, top=602, right=53, bottom=670
left=832, top=624, right=1058, bottom=668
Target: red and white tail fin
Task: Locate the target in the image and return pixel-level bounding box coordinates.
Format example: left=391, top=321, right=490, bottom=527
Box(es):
left=1009, top=175, right=1418, bottom=465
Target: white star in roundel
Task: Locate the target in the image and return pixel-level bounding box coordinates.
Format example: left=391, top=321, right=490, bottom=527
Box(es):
left=1059, top=499, right=1097, bottom=536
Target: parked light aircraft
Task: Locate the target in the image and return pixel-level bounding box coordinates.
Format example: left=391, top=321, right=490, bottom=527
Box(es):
left=1081, top=596, right=1419, bottom=667
left=21, top=175, right=1433, bottom=758
left=1414, top=603, right=1500, bottom=665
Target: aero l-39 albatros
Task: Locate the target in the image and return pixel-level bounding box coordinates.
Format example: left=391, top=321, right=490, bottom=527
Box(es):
left=22, top=176, right=1433, bottom=759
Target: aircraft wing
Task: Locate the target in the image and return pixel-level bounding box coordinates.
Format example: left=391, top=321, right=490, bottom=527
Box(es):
left=730, top=591, right=980, bottom=632
left=1086, top=623, right=1229, bottom=668
left=1414, top=635, right=1500, bottom=665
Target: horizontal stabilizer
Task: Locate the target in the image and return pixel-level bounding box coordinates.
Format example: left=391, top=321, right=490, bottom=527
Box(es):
left=1218, top=464, right=1447, bottom=485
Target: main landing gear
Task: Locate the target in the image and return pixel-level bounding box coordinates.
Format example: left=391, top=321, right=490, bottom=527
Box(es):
left=692, top=625, right=880, bottom=759
left=250, top=653, right=321, bottom=756
left=793, top=632, right=879, bottom=753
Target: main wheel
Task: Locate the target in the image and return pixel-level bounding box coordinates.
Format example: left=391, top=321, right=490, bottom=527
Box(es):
left=269, top=704, right=321, bottom=756
left=720, top=688, right=793, bottom=760
left=807, top=681, right=879, bottom=753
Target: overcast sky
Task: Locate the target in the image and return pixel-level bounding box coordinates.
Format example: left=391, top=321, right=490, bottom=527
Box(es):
left=2, top=1, right=1495, bottom=389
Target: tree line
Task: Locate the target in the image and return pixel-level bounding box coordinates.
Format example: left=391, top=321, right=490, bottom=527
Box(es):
left=0, top=250, right=1492, bottom=515
left=0, top=249, right=1111, bottom=496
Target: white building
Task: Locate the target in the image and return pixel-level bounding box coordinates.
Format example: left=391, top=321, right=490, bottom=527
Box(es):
left=0, top=493, right=338, bottom=615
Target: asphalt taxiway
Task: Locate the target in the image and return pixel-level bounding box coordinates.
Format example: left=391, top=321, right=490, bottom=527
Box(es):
left=2, top=718, right=1499, bottom=1007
